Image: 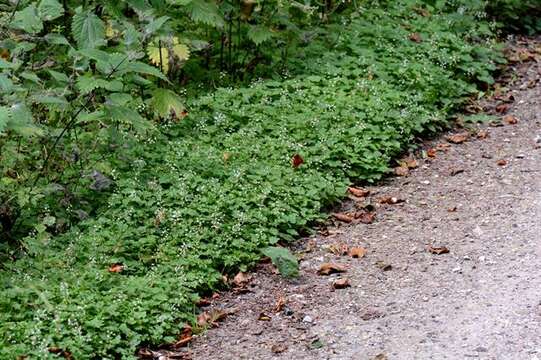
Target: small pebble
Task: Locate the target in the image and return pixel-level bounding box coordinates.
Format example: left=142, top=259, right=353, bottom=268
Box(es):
left=303, top=315, right=313, bottom=323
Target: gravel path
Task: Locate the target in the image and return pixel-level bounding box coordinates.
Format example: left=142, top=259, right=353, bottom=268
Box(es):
left=173, top=37, right=541, bottom=360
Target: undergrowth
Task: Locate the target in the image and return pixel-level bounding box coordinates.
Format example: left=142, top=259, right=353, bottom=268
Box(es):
left=0, top=0, right=523, bottom=358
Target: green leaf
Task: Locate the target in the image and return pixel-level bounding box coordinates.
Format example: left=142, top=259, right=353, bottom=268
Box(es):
left=20, top=71, right=41, bottom=83
left=105, top=105, right=152, bottom=133
left=150, top=88, right=185, bottom=118
left=261, top=247, right=299, bottom=278
left=71, top=8, right=106, bottom=49
left=247, top=26, right=274, bottom=45
left=12, top=5, right=44, bottom=34
left=44, top=33, right=71, bottom=46
left=6, top=104, right=43, bottom=137
left=76, top=75, right=111, bottom=94
left=38, top=0, right=64, bottom=21
left=185, top=0, right=224, bottom=28
left=144, top=16, right=170, bottom=35
left=0, top=106, right=8, bottom=134
left=48, top=70, right=69, bottom=83
left=126, top=61, right=168, bottom=81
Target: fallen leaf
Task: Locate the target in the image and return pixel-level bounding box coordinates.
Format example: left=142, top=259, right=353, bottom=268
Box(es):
left=436, top=143, right=451, bottom=151
left=232, top=271, right=251, bottom=287
left=348, top=187, right=370, bottom=197
left=446, top=132, right=469, bottom=144
left=355, top=211, right=376, bottom=224
left=333, top=278, right=351, bottom=289
left=495, top=103, right=510, bottom=114
left=197, top=309, right=227, bottom=327
left=373, top=354, right=388, bottom=360
left=375, top=261, right=392, bottom=271
left=361, top=308, right=384, bottom=320
left=503, top=115, right=518, bottom=125
left=448, top=206, right=457, bottom=212
left=48, top=348, right=72, bottom=359
left=409, top=32, right=422, bottom=43
left=196, top=297, right=212, bottom=307
left=0, top=49, right=9, bottom=60
left=258, top=312, right=272, bottom=321
left=378, top=196, right=404, bottom=205
left=497, top=159, right=508, bottom=166
left=349, top=247, right=367, bottom=258
left=427, top=148, right=437, bottom=158
left=394, top=165, right=409, bottom=176
left=332, top=212, right=354, bottom=223
left=172, top=325, right=193, bottom=348
left=108, top=263, right=124, bottom=273
left=427, top=245, right=450, bottom=255
left=328, top=242, right=349, bottom=256
left=476, top=130, right=489, bottom=139
left=449, top=168, right=464, bottom=176
left=292, top=154, right=304, bottom=168
left=271, top=344, right=287, bottom=354
left=317, top=263, right=347, bottom=275
left=274, top=296, right=287, bottom=313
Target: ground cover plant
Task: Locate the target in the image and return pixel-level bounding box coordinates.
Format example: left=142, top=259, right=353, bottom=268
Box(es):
left=0, top=0, right=535, bottom=358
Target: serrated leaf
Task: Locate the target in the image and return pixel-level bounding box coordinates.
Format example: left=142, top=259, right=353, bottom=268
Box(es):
left=20, top=71, right=41, bottom=83
left=106, top=93, right=133, bottom=106
left=0, top=106, right=8, bottom=134
left=44, top=33, right=71, bottom=46
left=31, top=95, right=69, bottom=106
left=144, top=16, right=170, bottom=36
left=247, top=25, right=274, bottom=45
left=48, top=70, right=69, bottom=83
left=12, top=5, right=44, bottom=34
left=76, top=75, right=111, bottom=95
left=172, top=43, right=190, bottom=61
left=261, top=247, right=299, bottom=278
left=125, top=61, right=168, bottom=81
left=7, top=104, right=43, bottom=137
left=105, top=105, right=152, bottom=133
left=38, top=0, right=64, bottom=21
left=71, top=9, right=106, bottom=49
left=185, top=0, right=224, bottom=28
left=147, top=44, right=169, bottom=73
left=0, top=75, right=14, bottom=92
left=150, top=88, right=185, bottom=118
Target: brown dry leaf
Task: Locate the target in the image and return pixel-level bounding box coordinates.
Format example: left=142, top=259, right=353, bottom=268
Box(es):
left=361, top=308, right=384, bottom=321
left=348, top=187, right=370, bottom=198
left=503, top=115, right=518, bottom=125
left=232, top=271, right=251, bottom=287
left=271, top=344, right=287, bottom=354
left=274, top=296, right=287, bottom=313
left=449, top=168, right=465, bottom=176
left=446, top=132, right=469, bottom=144
left=427, top=245, right=450, bottom=255
left=108, top=263, right=124, bottom=273
left=400, top=156, right=418, bottom=169
left=172, top=325, right=193, bottom=348
left=317, top=263, right=347, bottom=275
left=356, top=211, right=376, bottom=224
left=258, top=312, right=272, bottom=321
left=196, top=297, right=212, bottom=307
left=329, top=242, right=349, bottom=256
left=427, top=148, right=437, bottom=158
left=497, top=159, right=508, bottom=166
left=476, top=130, right=489, bottom=139
left=0, top=49, right=9, bottom=60
left=223, top=152, right=232, bottom=162
left=48, top=348, right=73, bottom=360
left=495, top=103, right=510, bottom=114
left=332, top=212, right=354, bottom=223
left=436, top=143, right=451, bottom=151
left=448, top=206, right=457, bottom=212
left=373, top=354, right=388, bottom=360
left=378, top=196, right=404, bottom=205
left=375, top=261, right=392, bottom=271
left=333, top=278, right=351, bottom=289
left=292, top=154, right=304, bottom=168
left=349, top=247, right=367, bottom=258
left=197, top=309, right=227, bottom=327
left=394, top=165, right=409, bottom=176
left=409, top=32, right=422, bottom=43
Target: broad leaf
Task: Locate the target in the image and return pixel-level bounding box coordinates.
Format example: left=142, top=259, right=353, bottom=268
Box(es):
left=38, top=0, right=64, bottom=21
left=0, top=106, right=8, bottom=134
left=12, top=5, right=44, bottom=34
left=147, top=43, right=169, bottom=73
left=247, top=26, right=274, bottom=45
left=71, top=9, right=106, bottom=49
left=150, top=88, right=185, bottom=118
left=185, top=0, right=224, bottom=28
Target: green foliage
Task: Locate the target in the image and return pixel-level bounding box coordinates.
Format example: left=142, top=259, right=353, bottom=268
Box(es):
left=0, top=0, right=535, bottom=358
left=262, top=247, right=299, bottom=278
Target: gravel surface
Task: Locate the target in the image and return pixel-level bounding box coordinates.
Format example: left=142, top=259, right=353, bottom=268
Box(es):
left=167, top=36, right=541, bottom=360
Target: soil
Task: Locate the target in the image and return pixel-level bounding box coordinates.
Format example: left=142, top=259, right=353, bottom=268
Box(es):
left=154, top=36, right=541, bottom=360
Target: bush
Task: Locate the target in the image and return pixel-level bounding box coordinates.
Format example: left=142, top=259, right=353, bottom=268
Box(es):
left=0, top=1, right=512, bottom=358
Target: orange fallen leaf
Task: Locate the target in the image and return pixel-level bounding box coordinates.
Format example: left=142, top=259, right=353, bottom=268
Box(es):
left=497, top=159, right=508, bottom=166
left=329, top=242, right=349, bottom=256
left=400, top=156, right=418, bottom=169
left=292, top=154, right=304, bottom=168
left=394, top=165, right=409, bottom=176
left=495, top=103, right=510, bottom=114
left=427, top=148, right=437, bottom=158
left=332, top=212, right=354, bottom=223
left=108, top=263, right=124, bottom=273
left=356, top=211, right=376, bottom=224
left=258, top=312, right=272, bottom=321
left=348, top=187, right=370, bottom=197
left=0, top=49, right=9, bottom=60
left=349, top=247, right=367, bottom=258
left=446, top=133, right=469, bottom=144
left=271, top=344, right=287, bottom=354
left=436, top=143, right=451, bottom=151
left=317, top=263, right=347, bottom=275
left=476, top=130, right=489, bottom=139
left=172, top=325, right=193, bottom=348
left=197, top=309, right=227, bottom=327
left=333, top=278, right=351, bottom=289
left=427, top=245, right=450, bottom=255
left=378, top=196, right=404, bottom=205
left=274, top=296, right=287, bottom=313
left=503, top=115, right=518, bottom=125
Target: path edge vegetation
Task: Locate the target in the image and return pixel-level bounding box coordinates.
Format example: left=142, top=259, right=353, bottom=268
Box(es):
left=1, top=0, right=540, bottom=358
